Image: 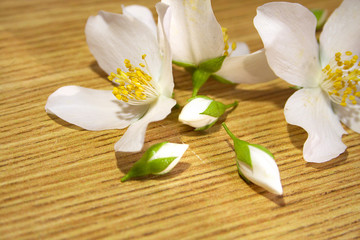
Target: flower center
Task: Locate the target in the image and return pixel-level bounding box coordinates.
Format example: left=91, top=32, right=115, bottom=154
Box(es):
left=222, top=27, right=237, bottom=56
left=321, top=51, right=360, bottom=106
left=108, top=55, right=159, bottom=105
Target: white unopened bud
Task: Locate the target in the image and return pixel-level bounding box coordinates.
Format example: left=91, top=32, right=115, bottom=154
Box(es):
left=121, top=142, right=189, bottom=182
left=238, top=145, right=283, bottom=195
left=179, top=96, right=238, bottom=131
left=223, top=123, right=283, bottom=195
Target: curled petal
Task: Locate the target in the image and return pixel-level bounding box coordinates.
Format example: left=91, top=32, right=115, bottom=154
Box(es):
left=45, top=86, right=145, bottom=130
left=122, top=5, right=157, bottom=36
left=254, top=2, right=322, bottom=87
left=162, top=0, right=224, bottom=65
left=320, top=0, right=360, bottom=65
left=228, top=42, right=250, bottom=57
left=333, top=103, right=360, bottom=134
left=214, top=49, right=277, bottom=84
left=155, top=2, right=174, bottom=98
left=115, top=95, right=176, bottom=152
left=284, top=88, right=347, bottom=163
left=85, top=10, right=161, bottom=79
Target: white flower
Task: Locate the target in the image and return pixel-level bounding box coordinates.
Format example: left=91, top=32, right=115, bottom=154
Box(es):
left=121, top=142, right=189, bottom=182
left=254, top=0, right=360, bottom=163
left=45, top=3, right=176, bottom=152
left=162, top=0, right=277, bottom=96
left=223, top=123, right=283, bottom=195
left=179, top=96, right=237, bottom=130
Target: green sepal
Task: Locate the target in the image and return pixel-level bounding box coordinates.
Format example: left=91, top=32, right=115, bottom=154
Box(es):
left=233, top=140, right=252, bottom=168
left=211, top=74, right=236, bottom=85
left=148, top=157, right=177, bottom=174
left=201, top=100, right=227, bottom=118
left=194, top=119, right=218, bottom=131
left=188, top=96, right=238, bottom=131
left=236, top=161, right=251, bottom=184
left=172, top=60, right=196, bottom=69
left=222, top=123, right=252, bottom=168
left=250, top=143, right=274, bottom=159
left=192, top=69, right=212, bottom=97
left=311, top=8, right=328, bottom=30
left=198, top=55, right=226, bottom=73
left=121, top=142, right=174, bottom=182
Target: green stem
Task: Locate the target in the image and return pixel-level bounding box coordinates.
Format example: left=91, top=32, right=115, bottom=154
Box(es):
left=121, top=174, right=131, bottom=182
left=222, top=123, right=237, bottom=141
left=224, top=100, right=238, bottom=109
left=192, top=69, right=211, bottom=97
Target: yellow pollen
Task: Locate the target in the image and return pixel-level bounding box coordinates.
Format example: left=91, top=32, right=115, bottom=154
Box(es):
left=108, top=55, right=158, bottom=105
left=321, top=51, right=360, bottom=107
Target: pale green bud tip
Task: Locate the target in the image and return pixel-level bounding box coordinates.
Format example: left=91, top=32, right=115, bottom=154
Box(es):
left=121, top=142, right=189, bottom=182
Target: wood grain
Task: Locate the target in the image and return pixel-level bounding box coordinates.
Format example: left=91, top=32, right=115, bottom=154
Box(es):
left=1, top=0, right=359, bottom=239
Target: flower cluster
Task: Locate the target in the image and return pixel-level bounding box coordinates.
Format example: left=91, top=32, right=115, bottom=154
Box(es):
left=45, top=0, right=359, bottom=194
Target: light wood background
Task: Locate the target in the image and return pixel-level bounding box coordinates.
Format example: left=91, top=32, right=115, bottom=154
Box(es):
left=1, top=0, right=359, bottom=239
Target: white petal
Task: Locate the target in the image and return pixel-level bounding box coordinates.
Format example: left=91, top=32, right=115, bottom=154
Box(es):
left=284, top=88, right=347, bottom=163
left=229, top=42, right=250, bottom=57
left=320, top=0, right=360, bottom=65
left=254, top=2, right=322, bottom=87
left=214, top=49, right=277, bottom=84
left=122, top=5, right=157, bottom=37
left=45, top=86, right=146, bottom=130
left=150, top=143, right=189, bottom=175
left=178, top=97, right=217, bottom=128
left=162, top=0, right=224, bottom=65
left=85, top=10, right=162, bottom=80
left=333, top=103, right=360, bottom=133
left=114, top=95, right=176, bottom=152
left=239, top=146, right=283, bottom=195
left=155, top=2, right=174, bottom=98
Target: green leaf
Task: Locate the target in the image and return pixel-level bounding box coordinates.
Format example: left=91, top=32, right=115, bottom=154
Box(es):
left=192, top=69, right=211, bottom=97
left=172, top=60, right=196, bottom=68
left=211, top=74, right=236, bottom=85
left=311, top=8, right=328, bottom=30
left=201, top=100, right=226, bottom=118
left=198, top=56, right=226, bottom=73
left=148, top=157, right=177, bottom=174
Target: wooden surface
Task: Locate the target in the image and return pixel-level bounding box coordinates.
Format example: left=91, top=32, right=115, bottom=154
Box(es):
left=1, top=0, right=359, bottom=239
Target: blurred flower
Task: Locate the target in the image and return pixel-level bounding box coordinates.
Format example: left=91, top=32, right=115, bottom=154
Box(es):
left=254, top=0, right=360, bottom=162
left=162, top=0, right=276, bottom=96
left=45, top=3, right=176, bottom=152
left=223, top=123, right=283, bottom=195
left=179, top=96, right=237, bottom=130
left=121, top=142, right=189, bottom=182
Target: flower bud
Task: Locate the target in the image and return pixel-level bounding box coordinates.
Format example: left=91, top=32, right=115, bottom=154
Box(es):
left=121, top=142, right=188, bottom=182
left=179, top=96, right=238, bottom=131
left=222, top=123, right=283, bottom=195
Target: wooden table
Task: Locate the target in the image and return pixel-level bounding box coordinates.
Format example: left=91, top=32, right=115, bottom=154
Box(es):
left=1, top=0, right=359, bottom=239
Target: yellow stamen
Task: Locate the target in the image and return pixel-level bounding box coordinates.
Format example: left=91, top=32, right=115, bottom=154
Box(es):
left=321, top=51, right=360, bottom=107
left=107, top=55, right=159, bottom=105
left=222, top=27, right=237, bottom=56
